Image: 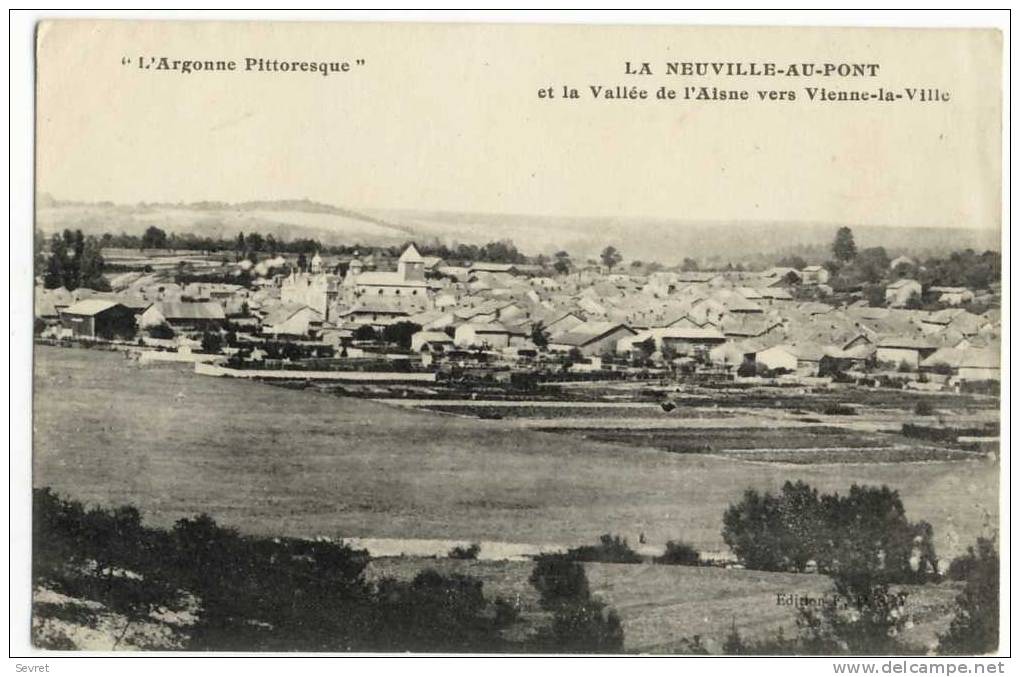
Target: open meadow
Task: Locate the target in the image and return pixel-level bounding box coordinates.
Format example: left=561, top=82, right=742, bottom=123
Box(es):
left=34, top=345, right=998, bottom=559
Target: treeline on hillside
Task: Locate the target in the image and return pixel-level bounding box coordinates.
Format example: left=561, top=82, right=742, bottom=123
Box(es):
left=32, top=488, right=622, bottom=653
left=82, top=227, right=534, bottom=265
left=102, top=227, right=339, bottom=257
left=34, top=226, right=541, bottom=290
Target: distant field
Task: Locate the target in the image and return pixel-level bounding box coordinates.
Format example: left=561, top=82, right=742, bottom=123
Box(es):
left=555, top=381, right=999, bottom=414
left=536, top=427, right=985, bottom=464
left=33, top=346, right=998, bottom=559
left=364, top=557, right=962, bottom=653
left=417, top=403, right=734, bottom=420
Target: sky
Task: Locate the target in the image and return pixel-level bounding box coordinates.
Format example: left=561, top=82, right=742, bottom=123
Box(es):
left=36, top=20, right=1002, bottom=231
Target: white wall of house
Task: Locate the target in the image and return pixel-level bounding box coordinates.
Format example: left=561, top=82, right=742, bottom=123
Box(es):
left=709, top=342, right=745, bottom=366
left=454, top=324, right=510, bottom=349
left=476, top=331, right=510, bottom=349
left=755, top=346, right=798, bottom=371
left=551, top=327, right=634, bottom=356
left=411, top=333, right=453, bottom=352
left=266, top=308, right=321, bottom=336
left=939, top=291, right=974, bottom=306
left=958, top=366, right=1000, bottom=381
left=138, top=305, right=167, bottom=328
left=876, top=347, right=921, bottom=368
left=885, top=280, right=922, bottom=307
left=546, top=315, right=584, bottom=337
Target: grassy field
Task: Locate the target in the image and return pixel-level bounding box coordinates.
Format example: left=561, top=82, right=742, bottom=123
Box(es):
left=33, top=345, right=998, bottom=559
left=364, top=557, right=962, bottom=653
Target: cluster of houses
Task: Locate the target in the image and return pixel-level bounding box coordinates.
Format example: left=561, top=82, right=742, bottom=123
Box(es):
left=35, top=244, right=1001, bottom=384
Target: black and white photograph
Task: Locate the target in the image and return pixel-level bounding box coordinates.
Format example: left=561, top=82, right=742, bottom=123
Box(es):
left=10, top=10, right=1010, bottom=666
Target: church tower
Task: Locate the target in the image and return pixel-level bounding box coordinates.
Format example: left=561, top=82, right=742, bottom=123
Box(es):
left=397, top=244, right=425, bottom=281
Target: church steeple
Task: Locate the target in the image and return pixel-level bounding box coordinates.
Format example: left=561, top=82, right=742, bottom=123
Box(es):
left=397, top=244, right=425, bottom=281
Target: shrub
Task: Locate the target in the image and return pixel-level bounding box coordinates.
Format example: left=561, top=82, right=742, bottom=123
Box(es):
left=146, top=323, right=174, bottom=339
left=818, top=355, right=847, bottom=378
left=959, top=380, right=999, bottom=396
left=821, top=403, right=856, bottom=416
left=536, top=599, right=624, bottom=653
left=447, top=543, right=481, bottom=560
left=493, top=596, right=520, bottom=626
left=900, top=423, right=989, bottom=443
left=529, top=555, right=590, bottom=609
left=369, top=569, right=511, bottom=652
left=353, top=325, right=378, bottom=341
left=528, top=555, right=624, bottom=653
left=675, top=634, right=712, bottom=654
left=509, top=371, right=540, bottom=391
left=736, top=359, right=757, bottom=378
left=564, top=534, right=642, bottom=564
left=381, top=321, right=422, bottom=350
left=200, top=332, right=223, bottom=354
left=655, top=540, right=700, bottom=566
left=914, top=401, right=935, bottom=416
left=877, top=374, right=907, bottom=389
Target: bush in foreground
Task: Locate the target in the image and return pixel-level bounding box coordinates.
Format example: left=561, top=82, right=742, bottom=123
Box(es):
left=537, top=599, right=624, bottom=653
left=563, top=534, right=643, bottom=564
left=654, top=540, right=700, bottom=566
left=528, top=554, right=624, bottom=653
left=529, top=555, right=590, bottom=609
left=447, top=543, right=481, bottom=560
left=939, top=537, right=999, bottom=655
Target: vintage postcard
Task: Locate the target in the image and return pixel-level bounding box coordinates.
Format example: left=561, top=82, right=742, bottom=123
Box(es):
left=27, top=17, right=1004, bottom=657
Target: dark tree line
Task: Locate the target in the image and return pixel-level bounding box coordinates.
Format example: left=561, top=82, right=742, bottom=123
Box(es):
left=107, top=226, right=338, bottom=258
left=89, top=229, right=544, bottom=267
left=382, top=238, right=530, bottom=265
left=32, top=488, right=625, bottom=653
left=917, top=249, right=1001, bottom=290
